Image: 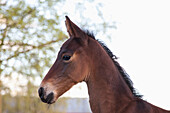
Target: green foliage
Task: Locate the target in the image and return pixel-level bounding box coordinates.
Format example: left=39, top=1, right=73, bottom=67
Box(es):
left=0, top=1, right=67, bottom=112
left=0, top=0, right=67, bottom=78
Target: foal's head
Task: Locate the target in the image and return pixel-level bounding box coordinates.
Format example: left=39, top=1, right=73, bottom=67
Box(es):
left=38, top=16, right=94, bottom=104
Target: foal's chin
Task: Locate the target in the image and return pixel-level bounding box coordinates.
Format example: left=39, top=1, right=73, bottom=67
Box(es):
left=47, top=89, right=69, bottom=104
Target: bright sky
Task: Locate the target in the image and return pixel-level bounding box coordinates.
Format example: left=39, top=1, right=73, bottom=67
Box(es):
left=57, top=0, right=170, bottom=110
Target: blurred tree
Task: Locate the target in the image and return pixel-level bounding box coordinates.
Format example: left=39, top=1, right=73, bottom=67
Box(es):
left=0, top=0, right=116, bottom=112
left=73, top=0, right=117, bottom=38
left=0, top=0, right=67, bottom=79
left=0, top=0, right=67, bottom=112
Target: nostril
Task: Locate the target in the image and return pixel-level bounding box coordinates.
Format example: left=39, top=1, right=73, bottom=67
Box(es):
left=38, top=87, right=44, bottom=97
left=38, top=87, right=47, bottom=103
left=46, top=92, right=54, bottom=104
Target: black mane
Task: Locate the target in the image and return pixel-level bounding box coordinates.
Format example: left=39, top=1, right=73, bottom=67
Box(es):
left=84, top=30, right=143, bottom=98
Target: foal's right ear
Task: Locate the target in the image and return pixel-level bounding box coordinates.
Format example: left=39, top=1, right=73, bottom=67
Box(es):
left=65, top=16, right=88, bottom=45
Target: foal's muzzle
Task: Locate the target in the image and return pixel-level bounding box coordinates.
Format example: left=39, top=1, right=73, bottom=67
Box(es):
left=38, top=87, right=54, bottom=104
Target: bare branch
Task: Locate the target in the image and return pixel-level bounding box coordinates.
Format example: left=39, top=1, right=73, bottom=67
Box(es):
left=0, top=38, right=64, bottom=62
left=2, top=42, right=36, bottom=48
left=0, top=18, right=8, bottom=47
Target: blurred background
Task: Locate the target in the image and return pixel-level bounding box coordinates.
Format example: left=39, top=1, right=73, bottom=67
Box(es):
left=0, top=0, right=170, bottom=113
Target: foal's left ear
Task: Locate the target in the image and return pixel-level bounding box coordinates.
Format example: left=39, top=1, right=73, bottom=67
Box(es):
left=65, top=16, right=88, bottom=45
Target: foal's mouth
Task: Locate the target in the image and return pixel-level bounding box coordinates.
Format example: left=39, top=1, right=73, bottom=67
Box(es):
left=38, top=87, right=57, bottom=104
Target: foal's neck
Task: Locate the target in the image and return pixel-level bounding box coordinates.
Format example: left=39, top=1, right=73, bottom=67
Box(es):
left=86, top=41, right=134, bottom=113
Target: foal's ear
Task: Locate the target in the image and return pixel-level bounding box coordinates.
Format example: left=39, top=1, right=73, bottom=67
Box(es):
left=65, top=16, right=88, bottom=44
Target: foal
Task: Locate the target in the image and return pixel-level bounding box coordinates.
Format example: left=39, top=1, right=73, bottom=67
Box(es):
left=38, top=16, right=170, bottom=113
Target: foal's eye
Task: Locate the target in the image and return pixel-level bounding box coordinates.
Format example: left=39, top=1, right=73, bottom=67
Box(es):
left=62, top=55, right=71, bottom=61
